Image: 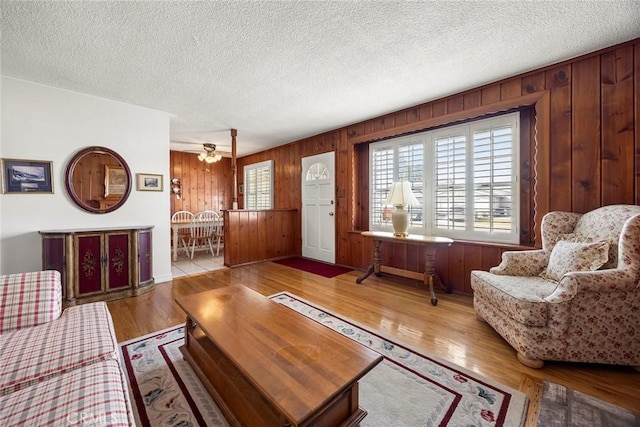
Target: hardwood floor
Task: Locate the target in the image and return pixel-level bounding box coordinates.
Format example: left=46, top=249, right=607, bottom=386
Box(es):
left=108, top=262, right=640, bottom=425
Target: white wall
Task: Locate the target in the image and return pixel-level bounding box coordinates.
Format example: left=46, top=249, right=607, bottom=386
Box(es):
left=1, top=77, right=173, bottom=283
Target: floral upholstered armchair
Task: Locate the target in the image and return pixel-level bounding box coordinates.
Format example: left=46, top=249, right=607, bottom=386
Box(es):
left=471, top=204, right=640, bottom=368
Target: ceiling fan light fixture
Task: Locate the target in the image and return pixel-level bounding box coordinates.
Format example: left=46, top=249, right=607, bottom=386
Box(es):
left=204, top=155, right=219, bottom=164
left=198, top=143, right=222, bottom=163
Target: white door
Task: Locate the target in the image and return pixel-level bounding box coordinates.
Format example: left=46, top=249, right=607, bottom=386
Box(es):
left=301, top=152, right=335, bottom=263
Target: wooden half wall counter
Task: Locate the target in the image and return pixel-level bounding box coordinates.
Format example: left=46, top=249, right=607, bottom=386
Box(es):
left=223, top=209, right=299, bottom=267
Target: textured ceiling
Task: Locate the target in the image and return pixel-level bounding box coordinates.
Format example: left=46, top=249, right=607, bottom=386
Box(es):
left=2, top=1, right=639, bottom=156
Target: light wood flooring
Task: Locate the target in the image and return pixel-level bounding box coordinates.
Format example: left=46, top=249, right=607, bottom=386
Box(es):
left=107, top=261, right=640, bottom=426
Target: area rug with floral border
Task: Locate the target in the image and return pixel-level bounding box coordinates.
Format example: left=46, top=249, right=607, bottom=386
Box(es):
left=120, top=291, right=528, bottom=426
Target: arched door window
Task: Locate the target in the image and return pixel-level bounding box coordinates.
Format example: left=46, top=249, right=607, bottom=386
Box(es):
left=305, top=162, right=329, bottom=181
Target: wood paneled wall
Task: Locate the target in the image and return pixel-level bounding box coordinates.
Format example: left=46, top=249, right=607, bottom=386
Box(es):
left=169, top=151, right=233, bottom=215
left=223, top=209, right=299, bottom=266
left=190, top=39, right=640, bottom=294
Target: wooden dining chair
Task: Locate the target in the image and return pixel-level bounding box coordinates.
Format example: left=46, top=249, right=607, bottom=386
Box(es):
left=212, top=211, right=224, bottom=256
left=171, top=210, right=195, bottom=257
left=189, top=211, right=217, bottom=259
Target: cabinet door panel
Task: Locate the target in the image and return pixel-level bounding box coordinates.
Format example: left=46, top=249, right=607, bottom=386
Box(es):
left=107, top=233, right=131, bottom=290
left=76, top=234, right=103, bottom=295
left=138, top=230, right=153, bottom=285
left=42, top=236, right=66, bottom=298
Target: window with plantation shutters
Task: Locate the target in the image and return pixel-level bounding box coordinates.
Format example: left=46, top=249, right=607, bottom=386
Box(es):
left=370, top=112, right=519, bottom=244
left=370, top=137, right=424, bottom=229
left=244, top=160, right=273, bottom=210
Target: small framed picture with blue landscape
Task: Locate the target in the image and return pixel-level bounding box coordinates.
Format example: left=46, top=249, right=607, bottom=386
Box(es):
left=1, top=158, right=53, bottom=194
left=136, top=173, right=163, bottom=191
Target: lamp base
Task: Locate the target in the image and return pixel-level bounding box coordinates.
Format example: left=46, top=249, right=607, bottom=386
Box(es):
left=391, top=205, right=410, bottom=237
left=393, top=231, right=409, bottom=238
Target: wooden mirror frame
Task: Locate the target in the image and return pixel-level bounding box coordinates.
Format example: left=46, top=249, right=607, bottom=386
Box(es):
left=65, top=146, right=132, bottom=214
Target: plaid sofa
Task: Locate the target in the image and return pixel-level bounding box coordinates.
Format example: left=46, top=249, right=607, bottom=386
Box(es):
left=0, top=270, right=134, bottom=426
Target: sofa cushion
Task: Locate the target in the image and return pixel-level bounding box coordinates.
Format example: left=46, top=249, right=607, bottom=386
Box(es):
left=471, top=271, right=559, bottom=327
left=0, top=270, right=62, bottom=333
left=0, top=302, right=119, bottom=396
left=0, top=358, right=134, bottom=426
left=540, top=239, right=609, bottom=282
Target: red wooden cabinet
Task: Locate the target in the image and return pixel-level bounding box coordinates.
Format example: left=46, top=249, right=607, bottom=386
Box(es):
left=40, top=226, right=154, bottom=305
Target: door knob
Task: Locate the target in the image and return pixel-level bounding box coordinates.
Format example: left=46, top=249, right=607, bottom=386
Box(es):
left=329, top=212, right=334, bottom=216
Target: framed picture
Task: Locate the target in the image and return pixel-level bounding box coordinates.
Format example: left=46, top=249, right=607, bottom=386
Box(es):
left=136, top=173, right=163, bottom=191
left=104, top=165, right=127, bottom=197
left=1, top=158, right=54, bottom=194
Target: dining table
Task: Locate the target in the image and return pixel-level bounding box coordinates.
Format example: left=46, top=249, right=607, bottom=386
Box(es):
left=171, top=217, right=222, bottom=261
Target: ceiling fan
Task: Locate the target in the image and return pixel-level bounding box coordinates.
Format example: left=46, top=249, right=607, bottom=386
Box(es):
left=170, top=129, right=236, bottom=162
left=171, top=141, right=232, bottom=160
left=197, top=143, right=227, bottom=163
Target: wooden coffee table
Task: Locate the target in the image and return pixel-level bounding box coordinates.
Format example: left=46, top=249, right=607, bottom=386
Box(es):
left=176, top=286, right=383, bottom=427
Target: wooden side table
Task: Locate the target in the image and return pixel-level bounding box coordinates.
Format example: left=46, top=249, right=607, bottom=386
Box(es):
left=356, top=231, right=453, bottom=305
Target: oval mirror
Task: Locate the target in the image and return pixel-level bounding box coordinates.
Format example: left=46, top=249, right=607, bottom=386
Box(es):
left=65, top=146, right=132, bottom=213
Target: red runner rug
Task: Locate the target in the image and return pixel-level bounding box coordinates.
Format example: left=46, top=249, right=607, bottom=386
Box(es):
left=273, top=257, right=352, bottom=278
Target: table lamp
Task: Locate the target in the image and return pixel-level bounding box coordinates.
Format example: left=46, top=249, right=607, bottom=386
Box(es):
left=385, top=181, right=420, bottom=237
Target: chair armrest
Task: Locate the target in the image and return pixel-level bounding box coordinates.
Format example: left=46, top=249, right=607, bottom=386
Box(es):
left=545, top=269, right=639, bottom=303
left=0, top=270, right=62, bottom=333
left=489, top=249, right=548, bottom=276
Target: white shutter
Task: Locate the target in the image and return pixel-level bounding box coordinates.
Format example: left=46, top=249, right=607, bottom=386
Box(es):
left=246, top=168, right=257, bottom=209
left=370, top=146, right=394, bottom=227
left=398, top=142, right=424, bottom=226
left=434, top=133, right=467, bottom=230
left=244, top=160, right=273, bottom=210
left=472, top=123, right=514, bottom=233
left=256, top=166, right=272, bottom=209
